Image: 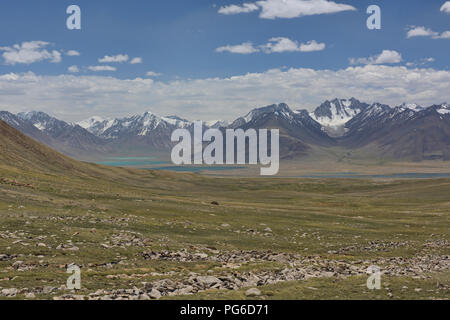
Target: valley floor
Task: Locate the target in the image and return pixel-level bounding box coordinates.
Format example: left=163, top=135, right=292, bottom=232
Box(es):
left=0, top=165, right=449, bottom=300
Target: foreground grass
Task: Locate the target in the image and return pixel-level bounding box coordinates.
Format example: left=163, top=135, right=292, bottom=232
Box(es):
left=0, top=163, right=449, bottom=300
left=172, top=272, right=450, bottom=300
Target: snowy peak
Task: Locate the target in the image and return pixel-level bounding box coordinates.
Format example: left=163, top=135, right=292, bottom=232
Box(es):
left=78, top=112, right=193, bottom=139
left=205, top=120, right=229, bottom=128
left=17, top=111, right=74, bottom=133
left=78, top=116, right=108, bottom=129
left=397, top=103, right=425, bottom=112
left=309, top=98, right=369, bottom=137
left=78, top=116, right=117, bottom=136
left=435, top=103, right=449, bottom=115
left=161, top=115, right=192, bottom=128
left=233, top=103, right=295, bottom=127
left=310, top=98, right=367, bottom=127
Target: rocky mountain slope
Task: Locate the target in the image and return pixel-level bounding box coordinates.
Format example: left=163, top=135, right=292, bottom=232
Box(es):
left=1, top=99, right=448, bottom=161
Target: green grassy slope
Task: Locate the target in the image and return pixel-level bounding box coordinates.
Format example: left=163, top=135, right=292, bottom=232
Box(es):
left=0, top=120, right=448, bottom=300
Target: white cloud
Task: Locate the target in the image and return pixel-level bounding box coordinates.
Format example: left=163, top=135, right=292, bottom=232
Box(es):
left=0, top=66, right=448, bottom=122
left=68, top=65, right=80, bottom=73
left=406, top=26, right=450, bottom=39
left=350, top=50, right=402, bottom=65
left=262, top=37, right=299, bottom=53
left=441, top=1, right=450, bottom=13
left=216, top=42, right=260, bottom=54
left=407, top=26, right=438, bottom=38
left=218, top=38, right=325, bottom=54
left=130, top=57, right=143, bottom=64
left=218, top=0, right=356, bottom=19
left=88, top=66, right=117, bottom=72
left=256, top=0, right=356, bottom=19
left=218, top=3, right=259, bottom=15
left=66, top=50, right=80, bottom=56
left=262, top=38, right=325, bottom=53
left=299, top=40, right=326, bottom=52
left=146, top=71, right=162, bottom=77
left=0, top=41, right=62, bottom=65
left=98, top=54, right=129, bottom=63
left=437, top=31, right=450, bottom=39
left=51, top=51, right=62, bottom=63
left=406, top=57, right=435, bottom=67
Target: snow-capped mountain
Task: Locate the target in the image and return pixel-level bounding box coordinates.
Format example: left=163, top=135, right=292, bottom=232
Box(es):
left=0, top=111, right=52, bottom=145
left=78, top=112, right=193, bottom=139
left=397, top=103, right=425, bottom=112
left=18, top=111, right=75, bottom=136
left=309, top=98, right=369, bottom=137
left=77, top=116, right=116, bottom=137
left=433, top=103, right=449, bottom=115
left=162, top=116, right=192, bottom=128
left=230, top=103, right=335, bottom=149
left=340, top=102, right=450, bottom=160
left=205, top=120, right=229, bottom=128
left=15, top=111, right=108, bottom=157
left=1, top=100, right=448, bottom=161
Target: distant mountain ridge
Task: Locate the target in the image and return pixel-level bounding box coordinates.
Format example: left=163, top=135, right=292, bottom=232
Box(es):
left=1, top=99, right=448, bottom=161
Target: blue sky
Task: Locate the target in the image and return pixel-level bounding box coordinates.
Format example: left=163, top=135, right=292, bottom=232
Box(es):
left=0, top=0, right=449, bottom=121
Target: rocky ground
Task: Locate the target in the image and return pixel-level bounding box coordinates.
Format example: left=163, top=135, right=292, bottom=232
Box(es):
left=0, top=170, right=449, bottom=300
left=1, top=236, right=448, bottom=300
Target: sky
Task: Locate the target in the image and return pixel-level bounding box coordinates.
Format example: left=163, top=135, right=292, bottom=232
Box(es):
left=0, top=0, right=449, bottom=122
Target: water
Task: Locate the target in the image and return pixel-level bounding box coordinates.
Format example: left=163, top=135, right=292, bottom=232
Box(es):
left=296, top=172, right=450, bottom=179
left=94, top=158, right=450, bottom=178
left=148, top=166, right=245, bottom=173
left=95, top=157, right=244, bottom=173
left=96, top=160, right=169, bottom=166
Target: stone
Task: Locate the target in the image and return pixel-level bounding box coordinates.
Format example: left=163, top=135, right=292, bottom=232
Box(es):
left=149, top=289, right=161, bottom=300
left=176, top=286, right=194, bottom=295
left=2, top=288, right=18, bottom=296
left=196, top=276, right=222, bottom=287
left=139, top=293, right=151, bottom=300
left=245, top=288, right=262, bottom=297
left=43, top=286, right=55, bottom=294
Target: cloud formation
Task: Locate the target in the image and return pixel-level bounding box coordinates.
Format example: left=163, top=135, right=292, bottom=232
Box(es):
left=216, top=42, right=259, bottom=54
left=98, top=54, right=129, bottom=63
left=68, top=65, right=80, bottom=73
left=146, top=71, right=162, bottom=77
left=218, top=3, right=259, bottom=15
left=66, top=50, right=80, bottom=56
left=262, top=38, right=326, bottom=53
left=441, top=1, right=450, bottom=13
left=406, top=26, right=450, bottom=39
left=406, top=57, right=435, bottom=67
left=217, top=38, right=325, bottom=54
left=88, top=65, right=117, bottom=72
left=130, top=57, right=143, bottom=64
left=350, top=50, right=402, bottom=65
left=218, top=0, right=356, bottom=19
left=0, top=41, right=62, bottom=65
left=1, top=65, right=448, bottom=122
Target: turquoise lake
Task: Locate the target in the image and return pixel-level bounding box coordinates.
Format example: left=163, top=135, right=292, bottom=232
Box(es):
left=94, top=158, right=450, bottom=178
left=95, top=157, right=244, bottom=173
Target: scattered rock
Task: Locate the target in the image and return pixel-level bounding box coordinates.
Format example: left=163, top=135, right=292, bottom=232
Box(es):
left=245, top=288, right=262, bottom=297
left=149, top=289, right=161, bottom=300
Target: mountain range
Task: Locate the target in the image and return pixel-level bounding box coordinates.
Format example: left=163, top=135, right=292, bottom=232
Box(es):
left=1, top=98, right=449, bottom=161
